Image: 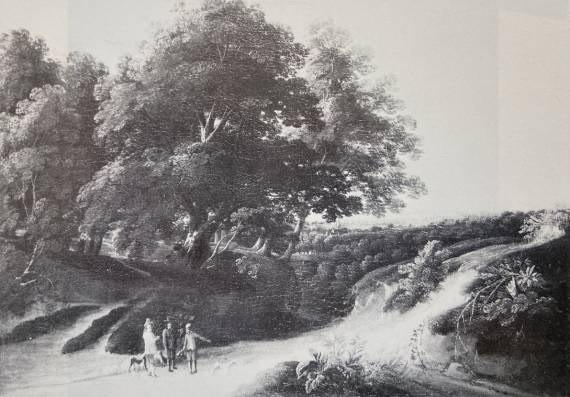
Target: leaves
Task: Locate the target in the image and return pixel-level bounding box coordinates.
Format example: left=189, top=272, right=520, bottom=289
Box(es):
left=519, top=209, right=569, bottom=241
left=0, top=30, right=60, bottom=113
left=299, top=22, right=425, bottom=217
left=387, top=240, right=449, bottom=312
left=454, top=256, right=557, bottom=357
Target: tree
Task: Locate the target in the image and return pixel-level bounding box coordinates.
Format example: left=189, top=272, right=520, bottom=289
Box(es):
left=61, top=52, right=109, bottom=253
left=0, top=41, right=108, bottom=270
left=81, top=2, right=424, bottom=269
left=82, top=0, right=323, bottom=268
left=0, top=87, right=82, bottom=282
left=0, top=30, right=59, bottom=114
left=278, top=22, right=425, bottom=259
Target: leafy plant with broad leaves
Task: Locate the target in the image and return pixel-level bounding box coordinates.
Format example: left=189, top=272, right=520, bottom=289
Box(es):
left=296, top=336, right=408, bottom=395
left=296, top=336, right=365, bottom=394
left=454, top=257, right=556, bottom=358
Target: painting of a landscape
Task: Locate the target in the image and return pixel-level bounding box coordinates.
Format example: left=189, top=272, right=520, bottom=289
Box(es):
left=0, top=1, right=568, bottom=396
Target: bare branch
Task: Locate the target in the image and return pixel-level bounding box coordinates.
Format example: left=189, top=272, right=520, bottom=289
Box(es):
left=205, top=101, right=217, bottom=134
left=204, top=107, right=232, bottom=143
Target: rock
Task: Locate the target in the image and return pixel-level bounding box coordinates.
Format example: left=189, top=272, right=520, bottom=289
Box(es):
left=445, top=362, right=472, bottom=380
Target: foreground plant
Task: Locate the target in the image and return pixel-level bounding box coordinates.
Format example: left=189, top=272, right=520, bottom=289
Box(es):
left=296, top=336, right=407, bottom=394
left=454, top=257, right=556, bottom=358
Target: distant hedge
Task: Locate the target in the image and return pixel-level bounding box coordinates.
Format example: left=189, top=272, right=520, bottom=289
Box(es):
left=1, top=305, right=100, bottom=344
left=62, top=305, right=131, bottom=354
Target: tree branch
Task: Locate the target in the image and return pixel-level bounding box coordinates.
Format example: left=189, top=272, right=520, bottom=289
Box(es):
left=31, top=173, right=38, bottom=215
left=205, top=223, right=242, bottom=267
left=205, top=101, right=217, bottom=135
left=21, top=179, right=29, bottom=218
left=195, top=111, right=206, bottom=129
left=204, top=107, right=232, bottom=143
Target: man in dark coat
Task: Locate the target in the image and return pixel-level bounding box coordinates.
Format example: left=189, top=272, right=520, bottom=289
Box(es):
left=162, top=320, right=177, bottom=371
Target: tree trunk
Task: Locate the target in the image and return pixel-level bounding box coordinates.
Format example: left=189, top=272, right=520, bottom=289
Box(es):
left=17, top=239, right=46, bottom=286
left=94, top=236, right=103, bottom=256
left=279, top=210, right=308, bottom=261
left=77, top=238, right=86, bottom=253
left=251, top=235, right=264, bottom=251
left=256, top=238, right=273, bottom=257
left=84, top=238, right=95, bottom=255
left=185, top=223, right=218, bottom=269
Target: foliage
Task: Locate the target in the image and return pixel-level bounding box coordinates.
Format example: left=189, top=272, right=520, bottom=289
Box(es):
left=0, top=30, right=60, bottom=113
left=409, top=322, right=428, bottom=369
left=0, top=85, right=94, bottom=249
left=296, top=337, right=365, bottom=394
left=81, top=0, right=363, bottom=267
left=0, top=36, right=107, bottom=257
left=297, top=21, right=426, bottom=218
left=519, top=209, right=569, bottom=242
left=235, top=256, right=261, bottom=279
left=454, top=257, right=557, bottom=358
left=296, top=336, right=407, bottom=395
left=385, top=240, right=451, bottom=312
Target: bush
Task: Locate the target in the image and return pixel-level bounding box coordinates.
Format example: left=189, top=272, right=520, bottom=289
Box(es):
left=434, top=237, right=569, bottom=395
left=454, top=256, right=558, bottom=352
left=519, top=209, right=569, bottom=242
left=385, top=241, right=450, bottom=312
left=295, top=336, right=409, bottom=395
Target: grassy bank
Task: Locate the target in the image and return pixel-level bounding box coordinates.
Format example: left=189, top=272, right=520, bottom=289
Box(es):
left=62, top=305, right=131, bottom=354
left=1, top=305, right=100, bottom=344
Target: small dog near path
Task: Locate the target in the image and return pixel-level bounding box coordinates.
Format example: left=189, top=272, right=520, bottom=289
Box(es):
left=128, top=356, right=146, bottom=373
left=128, top=351, right=167, bottom=373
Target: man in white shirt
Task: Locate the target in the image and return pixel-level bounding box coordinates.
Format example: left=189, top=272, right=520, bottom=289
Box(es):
left=178, top=323, right=211, bottom=373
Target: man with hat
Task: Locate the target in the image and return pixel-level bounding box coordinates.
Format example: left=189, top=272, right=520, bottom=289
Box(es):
left=162, top=319, right=178, bottom=371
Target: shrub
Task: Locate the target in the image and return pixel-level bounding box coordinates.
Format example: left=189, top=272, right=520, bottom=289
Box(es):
left=385, top=240, right=450, bottom=312
left=316, top=261, right=336, bottom=280
left=454, top=257, right=557, bottom=347
left=519, top=209, right=569, bottom=242
left=295, top=336, right=408, bottom=395
left=296, top=337, right=365, bottom=394
left=235, top=256, right=261, bottom=279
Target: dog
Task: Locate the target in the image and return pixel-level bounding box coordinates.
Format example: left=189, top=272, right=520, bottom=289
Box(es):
left=128, top=351, right=168, bottom=373
left=128, top=356, right=146, bottom=373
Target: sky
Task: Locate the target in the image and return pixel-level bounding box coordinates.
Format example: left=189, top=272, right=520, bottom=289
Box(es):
left=1, top=0, right=569, bottom=226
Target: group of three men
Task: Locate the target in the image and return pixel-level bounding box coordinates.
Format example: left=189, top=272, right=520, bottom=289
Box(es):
left=162, top=320, right=211, bottom=373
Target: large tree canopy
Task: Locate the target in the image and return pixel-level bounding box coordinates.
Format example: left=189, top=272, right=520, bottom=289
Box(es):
left=80, top=0, right=355, bottom=267
left=78, top=1, right=424, bottom=268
